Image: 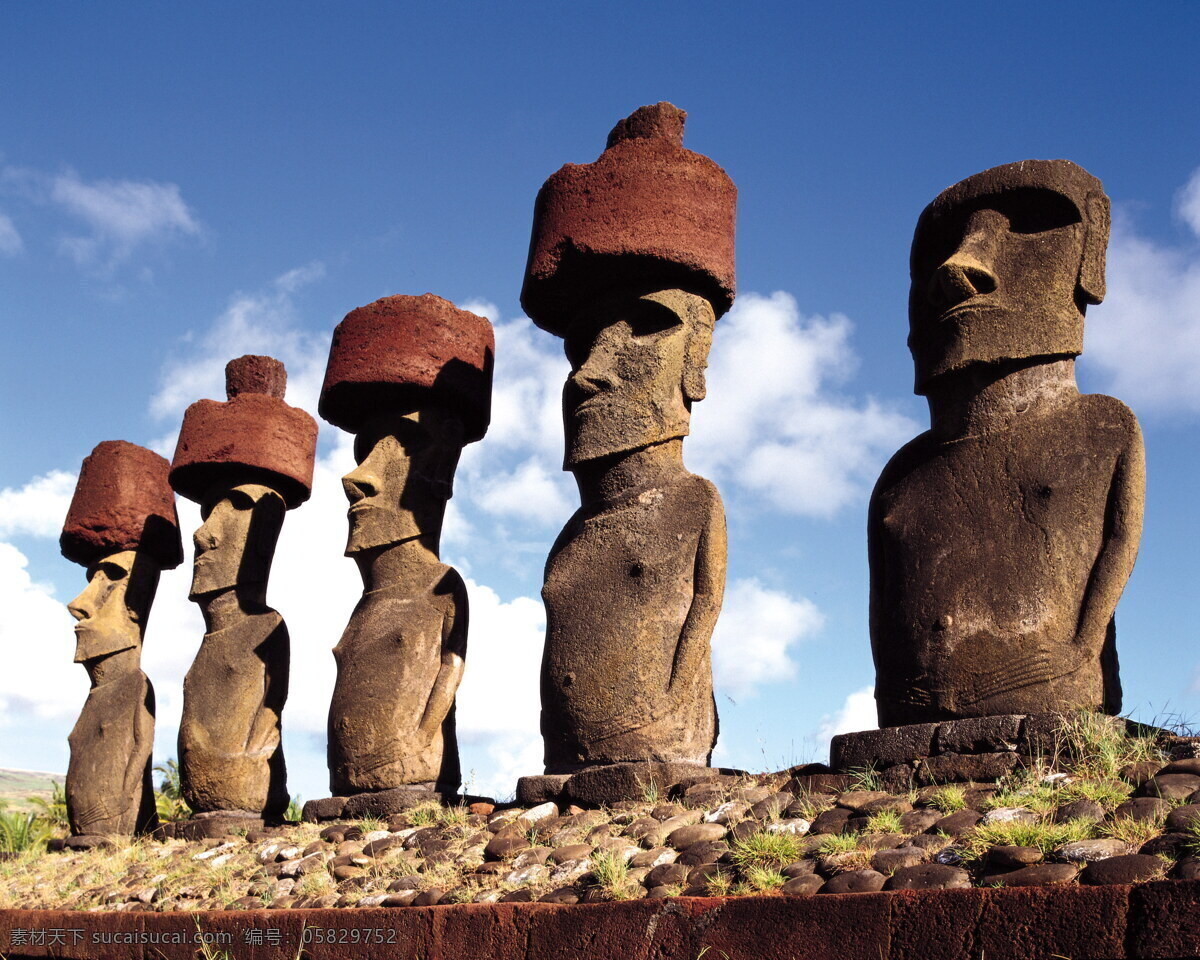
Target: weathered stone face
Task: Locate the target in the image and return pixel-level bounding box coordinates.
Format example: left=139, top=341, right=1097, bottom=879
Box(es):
left=343, top=411, right=463, bottom=556
left=68, top=549, right=159, bottom=663
left=189, top=483, right=286, bottom=599
left=908, top=159, right=1109, bottom=394
left=562, top=289, right=714, bottom=467
left=870, top=160, right=1143, bottom=727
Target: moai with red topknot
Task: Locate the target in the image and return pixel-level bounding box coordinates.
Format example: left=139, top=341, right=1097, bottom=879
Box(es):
left=170, top=356, right=317, bottom=832
left=60, top=441, right=183, bottom=839
left=517, top=103, right=735, bottom=803
left=869, top=160, right=1145, bottom=728
left=305, top=294, right=493, bottom=820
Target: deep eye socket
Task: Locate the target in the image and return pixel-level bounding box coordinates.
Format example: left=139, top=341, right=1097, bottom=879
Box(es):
left=625, top=300, right=681, bottom=338
left=988, top=190, right=1082, bottom=236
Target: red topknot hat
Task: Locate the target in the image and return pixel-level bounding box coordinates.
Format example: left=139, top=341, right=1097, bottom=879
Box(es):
left=319, top=293, right=494, bottom=443
left=61, top=441, right=183, bottom=569
left=521, top=102, right=737, bottom=335
left=170, top=356, right=318, bottom=508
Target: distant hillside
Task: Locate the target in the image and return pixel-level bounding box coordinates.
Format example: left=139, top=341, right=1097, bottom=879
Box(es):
left=0, top=769, right=64, bottom=811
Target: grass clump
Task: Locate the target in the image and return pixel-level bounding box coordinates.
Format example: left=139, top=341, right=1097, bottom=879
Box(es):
left=742, top=864, right=785, bottom=892
left=926, top=785, right=967, bottom=814
left=405, top=804, right=442, bottom=828
left=962, top=817, right=1093, bottom=858
left=1052, top=710, right=1167, bottom=780
left=1100, top=814, right=1166, bottom=847
left=589, top=849, right=638, bottom=900
left=1182, top=821, right=1200, bottom=858
left=730, top=831, right=804, bottom=869
left=865, top=810, right=904, bottom=834
left=847, top=766, right=883, bottom=792
left=815, top=833, right=859, bottom=856
left=1059, top=778, right=1134, bottom=809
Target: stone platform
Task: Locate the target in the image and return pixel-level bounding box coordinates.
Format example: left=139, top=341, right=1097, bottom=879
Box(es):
left=516, top=762, right=746, bottom=806
left=302, top=786, right=492, bottom=822
left=829, top=714, right=1193, bottom=789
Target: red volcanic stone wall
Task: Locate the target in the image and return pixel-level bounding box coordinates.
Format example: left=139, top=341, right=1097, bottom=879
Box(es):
left=4, top=883, right=1199, bottom=960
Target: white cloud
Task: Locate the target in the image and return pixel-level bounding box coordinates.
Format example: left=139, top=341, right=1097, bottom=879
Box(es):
left=0, top=213, right=21, bottom=255
left=0, top=470, right=76, bottom=539
left=51, top=170, right=200, bottom=271
left=712, top=578, right=823, bottom=698
left=473, top=457, right=573, bottom=524
left=1086, top=167, right=1200, bottom=413
left=815, top=685, right=877, bottom=746
left=0, top=543, right=87, bottom=727
left=1177, top=167, right=1200, bottom=237
left=149, top=263, right=329, bottom=425
left=690, top=292, right=917, bottom=517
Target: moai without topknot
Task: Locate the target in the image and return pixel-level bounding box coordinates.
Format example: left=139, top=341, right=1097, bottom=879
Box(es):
left=520, top=102, right=734, bottom=787
left=869, top=159, right=1145, bottom=726
left=60, top=441, right=183, bottom=838
left=312, top=294, right=492, bottom=817
left=170, top=356, right=317, bottom=827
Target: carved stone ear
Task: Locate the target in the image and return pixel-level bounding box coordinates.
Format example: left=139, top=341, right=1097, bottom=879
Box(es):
left=683, top=319, right=712, bottom=403
left=1079, top=191, right=1110, bottom=305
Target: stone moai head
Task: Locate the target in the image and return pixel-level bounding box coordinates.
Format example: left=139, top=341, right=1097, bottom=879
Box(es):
left=908, top=159, right=1110, bottom=394
left=170, top=356, right=317, bottom=598
left=319, top=294, right=494, bottom=555
left=520, top=102, right=736, bottom=467
left=60, top=441, right=183, bottom=667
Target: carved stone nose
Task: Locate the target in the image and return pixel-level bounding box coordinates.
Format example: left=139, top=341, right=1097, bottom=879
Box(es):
left=929, top=255, right=998, bottom=310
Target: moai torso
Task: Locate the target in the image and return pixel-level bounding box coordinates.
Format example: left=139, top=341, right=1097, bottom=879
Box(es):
left=66, top=661, right=157, bottom=836
left=871, top=390, right=1142, bottom=723
left=870, top=159, right=1144, bottom=726
left=329, top=566, right=466, bottom=792
left=178, top=609, right=290, bottom=814
left=542, top=470, right=722, bottom=768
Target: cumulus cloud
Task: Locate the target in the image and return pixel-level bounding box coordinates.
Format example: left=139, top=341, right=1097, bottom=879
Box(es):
left=51, top=170, right=200, bottom=272
left=0, top=543, right=87, bottom=727
left=0, top=164, right=201, bottom=276
left=0, top=470, right=76, bottom=539
left=712, top=577, right=824, bottom=698
left=690, top=292, right=916, bottom=516
left=0, top=213, right=21, bottom=255
left=149, top=262, right=329, bottom=426
left=814, top=685, right=877, bottom=746
left=1086, top=166, right=1200, bottom=413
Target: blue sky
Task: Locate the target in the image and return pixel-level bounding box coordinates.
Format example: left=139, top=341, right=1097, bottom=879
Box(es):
left=1, top=2, right=1198, bottom=803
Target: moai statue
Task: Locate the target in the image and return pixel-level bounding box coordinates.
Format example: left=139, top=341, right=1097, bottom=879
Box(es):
left=170, top=356, right=317, bottom=821
left=60, top=441, right=183, bottom=837
left=521, top=102, right=735, bottom=774
left=870, top=160, right=1145, bottom=726
left=319, top=294, right=493, bottom=801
